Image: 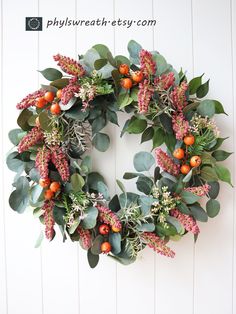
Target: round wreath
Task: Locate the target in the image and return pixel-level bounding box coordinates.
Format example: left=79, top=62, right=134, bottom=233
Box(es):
left=7, top=40, right=233, bottom=268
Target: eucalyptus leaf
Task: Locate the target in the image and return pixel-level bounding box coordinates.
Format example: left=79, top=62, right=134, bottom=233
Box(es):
left=92, top=133, right=110, bottom=152
left=206, top=199, right=220, bottom=218
left=39, top=68, right=62, bottom=81
left=133, top=151, right=155, bottom=172
left=109, top=233, right=121, bottom=255
left=81, top=207, right=98, bottom=229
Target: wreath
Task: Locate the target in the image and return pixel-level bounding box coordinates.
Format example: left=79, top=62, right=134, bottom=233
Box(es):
left=7, top=40, right=233, bottom=268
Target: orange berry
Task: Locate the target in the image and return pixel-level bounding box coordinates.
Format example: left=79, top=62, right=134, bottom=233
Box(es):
left=44, top=91, right=55, bottom=103
left=56, top=89, right=62, bottom=99
left=112, top=226, right=121, bottom=233
left=184, top=134, right=195, bottom=146
left=44, top=189, right=54, bottom=200
left=39, top=178, right=50, bottom=188
left=101, top=242, right=112, bottom=254
left=131, top=71, right=143, bottom=83
left=35, top=116, right=40, bottom=127
left=180, top=164, right=191, bottom=174
left=121, top=78, right=133, bottom=89
left=173, top=148, right=185, bottom=160
left=36, top=97, right=46, bottom=108
left=50, top=103, right=61, bottom=115
left=49, top=181, right=61, bottom=193
left=99, top=224, right=110, bottom=235
left=190, top=156, right=202, bottom=167
left=119, top=64, right=129, bottom=75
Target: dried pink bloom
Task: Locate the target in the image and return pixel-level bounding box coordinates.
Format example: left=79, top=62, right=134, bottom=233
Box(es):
left=139, top=49, right=156, bottom=77
left=53, top=54, right=85, bottom=77
left=51, top=146, right=70, bottom=181
left=18, top=127, right=44, bottom=153
left=35, top=146, right=51, bottom=179
left=77, top=226, right=92, bottom=250
left=171, top=81, right=188, bottom=111
left=42, top=200, right=55, bottom=241
left=172, top=112, right=190, bottom=140
left=141, top=232, right=175, bottom=257
left=155, top=148, right=180, bottom=176
left=138, top=79, right=154, bottom=113
left=97, top=205, right=122, bottom=229
left=61, top=77, right=80, bottom=105
left=171, top=209, right=200, bottom=234
left=154, top=72, right=175, bottom=90
left=184, top=184, right=211, bottom=197
left=16, top=90, right=45, bottom=110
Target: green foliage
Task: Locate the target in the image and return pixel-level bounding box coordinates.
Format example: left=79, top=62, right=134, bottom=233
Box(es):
left=189, top=74, right=203, bottom=95
left=197, top=100, right=215, bottom=118
left=136, top=176, right=153, bottom=195
left=200, top=166, right=218, bottom=182
left=71, top=173, right=85, bottom=192
left=126, top=117, right=147, bottom=134
left=206, top=199, right=220, bottom=218
left=127, top=40, right=142, bottom=64
left=180, top=191, right=200, bottom=204
left=17, top=109, right=33, bottom=131
left=92, top=133, right=110, bottom=152
left=189, top=204, right=208, bottom=222
left=208, top=181, right=220, bottom=199
left=152, top=128, right=165, bottom=148
left=196, top=79, right=209, bottom=98
left=109, top=233, right=121, bottom=254
left=81, top=206, right=98, bottom=229
left=39, top=68, right=63, bottom=81
left=212, top=150, right=232, bottom=161
left=87, top=249, right=99, bottom=268
left=152, top=52, right=169, bottom=75
left=133, top=151, right=155, bottom=172
left=215, top=164, right=233, bottom=186
left=9, top=176, right=29, bottom=213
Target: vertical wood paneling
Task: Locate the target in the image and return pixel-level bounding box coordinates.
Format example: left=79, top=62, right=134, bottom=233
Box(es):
left=192, top=1, right=234, bottom=313
left=2, top=1, right=43, bottom=314
left=76, top=1, right=117, bottom=314
left=153, top=2, right=195, bottom=313
left=114, top=1, right=156, bottom=314
left=0, top=0, right=7, bottom=313
left=231, top=0, right=236, bottom=313
left=38, top=1, right=80, bottom=314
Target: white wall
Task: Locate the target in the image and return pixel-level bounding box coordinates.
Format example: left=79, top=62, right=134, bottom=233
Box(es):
left=0, top=0, right=236, bottom=313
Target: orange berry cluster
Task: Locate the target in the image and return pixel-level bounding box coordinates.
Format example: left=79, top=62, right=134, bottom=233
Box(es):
left=98, top=223, right=121, bottom=254
left=119, top=63, right=144, bottom=90
left=39, top=178, right=61, bottom=200
left=36, top=90, right=62, bottom=115
left=173, top=134, right=202, bottom=175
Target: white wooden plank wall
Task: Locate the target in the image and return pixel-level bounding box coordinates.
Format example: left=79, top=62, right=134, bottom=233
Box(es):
left=0, top=0, right=235, bottom=313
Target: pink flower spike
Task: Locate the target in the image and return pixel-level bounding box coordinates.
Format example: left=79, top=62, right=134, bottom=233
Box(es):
left=172, top=112, right=190, bottom=140
left=155, top=148, right=180, bottom=176
left=77, top=226, right=92, bottom=250
left=171, top=81, right=188, bottom=111
left=97, top=205, right=122, bottom=229
left=184, top=184, right=211, bottom=197
left=139, top=49, right=156, bottom=77
left=53, top=54, right=85, bottom=77
left=171, top=209, right=200, bottom=235
left=141, top=232, right=175, bottom=258
left=138, top=79, right=154, bottom=113
left=18, top=127, right=44, bottom=153
left=61, top=77, right=80, bottom=105
left=50, top=146, right=70, bottom=182
left=154, top=72, right=175, bottom=90
left=16, top=90, right=45, bottom=110
left=35, top=146, right=51, bottom=179
left=42, top=200, right=55, bottom=241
